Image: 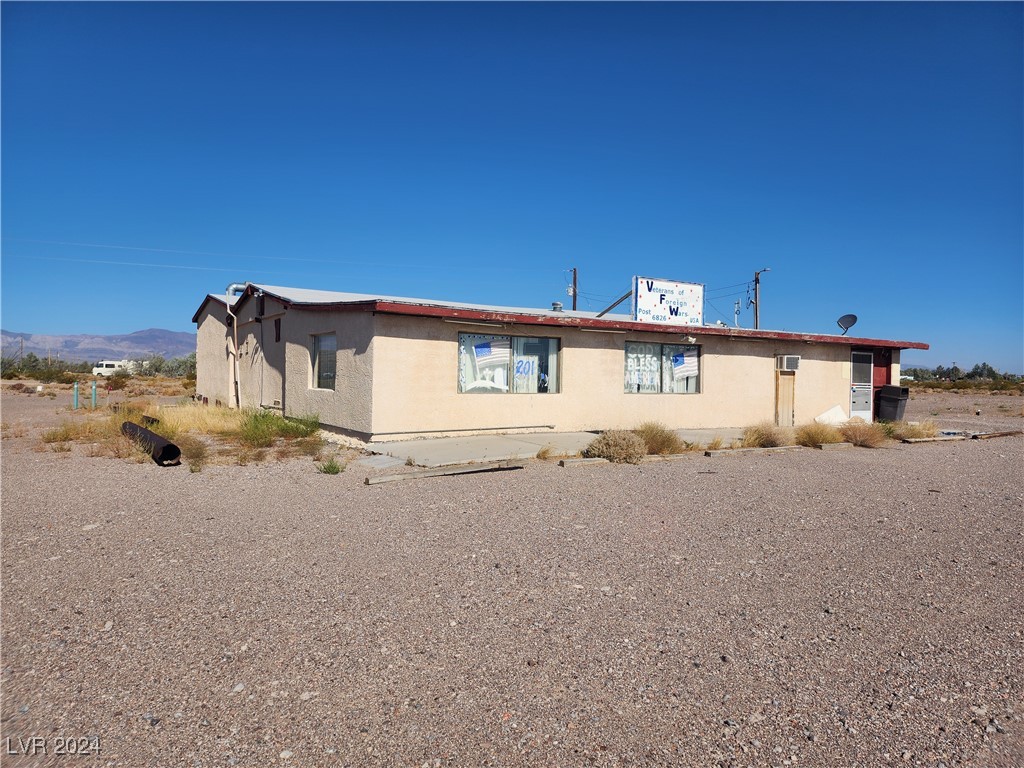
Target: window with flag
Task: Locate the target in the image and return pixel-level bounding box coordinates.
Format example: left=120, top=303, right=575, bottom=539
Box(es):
left=458, top=333, right=559, bottom=394
left=624, top=342, right=699, bottom=394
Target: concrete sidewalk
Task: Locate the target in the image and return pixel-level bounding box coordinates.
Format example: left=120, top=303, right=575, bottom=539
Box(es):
left=364, top=428, right=746, bottom=468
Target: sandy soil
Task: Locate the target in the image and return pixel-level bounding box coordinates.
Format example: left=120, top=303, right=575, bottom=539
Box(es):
left=1, top=386, right=1021, bottom=767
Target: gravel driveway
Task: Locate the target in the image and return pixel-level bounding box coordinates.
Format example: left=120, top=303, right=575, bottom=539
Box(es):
left=1, top=388, right=1022, bottom=767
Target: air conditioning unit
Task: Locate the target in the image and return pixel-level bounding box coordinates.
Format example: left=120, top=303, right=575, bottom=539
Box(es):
left=776, top=355, right=801, bottom=371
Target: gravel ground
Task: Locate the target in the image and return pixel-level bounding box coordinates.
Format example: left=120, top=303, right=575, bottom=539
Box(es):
left=1, top=388, right=1022, bottom=767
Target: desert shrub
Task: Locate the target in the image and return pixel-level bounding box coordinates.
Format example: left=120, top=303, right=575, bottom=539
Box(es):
left=880, top=420, right=940, bottom=440
left=106, top=372, right=131, bottom=391
left=175, top=435, right=209, bottom=473
left=742, top=422, right=792, bottom=448
left=633, top=421, right=686, bottom=455
left=840, top=421, right=888, bottom=448
left=239, top=410, right=320, bottom=447
left=35, top=368, right=75, bottom=384
left=7, top=382, right=26, bottom=392
left=584, top=430, right=646, bottom=464
left=316, top=456, right=343, bottom=475
left=795, top=422, right=845, bottom=447
left=278, top=413, right=321, bottom=439
left=706, top=437, right=724, bottom=451
left=239, top=410, right=279, bottom=447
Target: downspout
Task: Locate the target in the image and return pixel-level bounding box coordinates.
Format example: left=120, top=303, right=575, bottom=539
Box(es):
left=225, top=282, right=247, bottom=409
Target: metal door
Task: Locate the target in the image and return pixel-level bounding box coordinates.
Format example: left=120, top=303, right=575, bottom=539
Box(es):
left=775, top=371, right=795, bottom=426
left=851, top=351, right=873, bottom=421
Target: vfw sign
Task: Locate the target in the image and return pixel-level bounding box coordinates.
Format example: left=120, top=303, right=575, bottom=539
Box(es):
left=632, top=276, right=704, bottom=325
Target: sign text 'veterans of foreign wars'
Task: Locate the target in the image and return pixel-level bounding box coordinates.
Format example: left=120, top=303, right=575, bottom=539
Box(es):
left=631, top=277, right=704, bottom=326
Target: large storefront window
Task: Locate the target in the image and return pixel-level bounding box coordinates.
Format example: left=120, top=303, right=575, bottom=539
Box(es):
left=624, top=342, right=699, bottom=394
left=459, top=333, right=559, bottom=393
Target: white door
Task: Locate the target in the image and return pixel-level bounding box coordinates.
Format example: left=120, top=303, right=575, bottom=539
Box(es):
left=851, top=351, right=873, bottom=421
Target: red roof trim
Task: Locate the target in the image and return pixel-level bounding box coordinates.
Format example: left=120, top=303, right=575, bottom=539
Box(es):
left=369, top=301, right=929, bottom=350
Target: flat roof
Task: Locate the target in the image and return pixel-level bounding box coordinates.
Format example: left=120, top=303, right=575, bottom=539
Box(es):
left=194, top=282, right=928, bottom=351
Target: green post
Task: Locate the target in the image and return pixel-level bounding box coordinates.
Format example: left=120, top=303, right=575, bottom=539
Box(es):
left=73, top=381, right=79, bottom=410
left=91, top=380, right=98, bottom=409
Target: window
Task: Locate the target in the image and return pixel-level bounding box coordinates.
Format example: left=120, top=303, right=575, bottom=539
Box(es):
left=312, top=333, right=337, bottom=389
left=458, top=333, right=559, bottom=393
left=274, top=318, right=281, bottom=343
left=624, top=342, right=699, bottom=393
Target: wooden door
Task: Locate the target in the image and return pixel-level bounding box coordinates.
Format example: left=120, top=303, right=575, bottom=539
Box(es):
left=775, top=371, right=795, bottom=426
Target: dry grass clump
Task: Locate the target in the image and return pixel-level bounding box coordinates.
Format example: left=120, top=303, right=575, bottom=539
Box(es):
left=742, top=422, right=794, bottom=448
left=795, top=421, right=845, bottom=447
left=37, top=403, right=321, bottom=467
left=152, top=404, right=242, bottom=436
left=174, top=435, right=209, bottom=472
left=584, top=430, right=646, bottom=464
left=880, top=420, right=940, bottom=440
left=1, top=421, right=28, bottom=437
left=632, top=422, right=687, bottom=455
left=705, top=437, right=724, bottom=451
left=840, top=420, right=889, bottom=448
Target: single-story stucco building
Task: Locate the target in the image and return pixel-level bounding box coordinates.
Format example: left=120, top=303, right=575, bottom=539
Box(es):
left=192, top=282, right=928, bottom=441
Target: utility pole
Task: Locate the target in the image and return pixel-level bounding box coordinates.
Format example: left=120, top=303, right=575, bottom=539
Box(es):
left=570, top=268, right=578, bottom=311
left=753, top=268, right=770, bottom=329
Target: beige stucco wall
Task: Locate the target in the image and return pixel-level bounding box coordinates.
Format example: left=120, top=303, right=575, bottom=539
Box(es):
left=367, top=315, right=863, bottom=439
left=197, top=301, right=901, bottom=438
left=281, top=309, right=375, bottom=435
left=234, top=295, right=287, bottom=410
left=194, top=303, right=232, bottom=407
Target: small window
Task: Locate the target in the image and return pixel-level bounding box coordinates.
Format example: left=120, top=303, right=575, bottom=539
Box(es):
left=312, top=333, right=337, bottom=390
left=459, top=333, right=559, bottom=393
left=274, top=318, right=281, bottom=343
left=624, top=342, right=700, bottom=393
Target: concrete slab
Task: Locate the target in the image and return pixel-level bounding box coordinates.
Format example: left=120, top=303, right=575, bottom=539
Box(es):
left=674, top=428, right=745, bottom=446
left=373, top=428, right=749, bottom=468
left=350, top=454, right=406, bottom=470
left=371, top=435, right=543, bottom=468
left=506, top=432, right=596, bottom=454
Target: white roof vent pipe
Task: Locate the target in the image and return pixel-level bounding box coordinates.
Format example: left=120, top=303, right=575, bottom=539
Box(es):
left=551, top=301, right=563, bottom=312
left=226, top=282, right=247, bottom=299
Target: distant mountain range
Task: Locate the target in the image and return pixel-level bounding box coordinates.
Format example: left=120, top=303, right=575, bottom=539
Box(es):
left=1, top=328, right=197, bottom=363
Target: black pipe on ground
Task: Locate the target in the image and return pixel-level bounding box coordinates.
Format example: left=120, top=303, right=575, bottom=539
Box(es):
left=121, top=421, right=181, bottom=466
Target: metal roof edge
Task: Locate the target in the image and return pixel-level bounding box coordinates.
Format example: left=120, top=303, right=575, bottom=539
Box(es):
left=217, top=284, right=929, bottom=350
left=191, top=294, right=228, bottom=324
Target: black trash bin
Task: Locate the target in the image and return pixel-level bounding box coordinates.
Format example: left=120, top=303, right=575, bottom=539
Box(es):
left=876, top=385, right=909, bottom=421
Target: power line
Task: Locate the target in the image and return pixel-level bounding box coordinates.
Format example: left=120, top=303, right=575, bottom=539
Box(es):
left=4, top=254, right=247, bottom=273
left=2, top=237, right=337, bottom=264
left=704, top=299, right=735, bottom=325
left=706, top=280, right=751, bottom=292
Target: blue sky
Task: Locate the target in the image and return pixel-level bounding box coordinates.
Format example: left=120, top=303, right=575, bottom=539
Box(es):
left=2, top=2, right=1021, bottom=371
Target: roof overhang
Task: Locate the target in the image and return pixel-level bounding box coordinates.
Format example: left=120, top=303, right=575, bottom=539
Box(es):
left=202, top=283, right=928, bottom=351
left=191, top=294, right=228, bottom=324
left=368, top=301, right=929, bottom=350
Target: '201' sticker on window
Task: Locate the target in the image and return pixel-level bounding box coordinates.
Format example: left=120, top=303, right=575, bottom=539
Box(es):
left=515, top=359, right=536, bottom=376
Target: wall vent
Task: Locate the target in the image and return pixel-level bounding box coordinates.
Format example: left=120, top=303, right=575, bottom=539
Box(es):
left=776, top=355, right=801, bottom=371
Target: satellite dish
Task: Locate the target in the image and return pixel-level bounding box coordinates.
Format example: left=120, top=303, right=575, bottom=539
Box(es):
left=837, top=314, right=858, bottom=336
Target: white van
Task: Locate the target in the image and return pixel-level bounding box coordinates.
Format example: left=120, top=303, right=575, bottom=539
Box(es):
left=92, top=360, right=131, bottom=377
